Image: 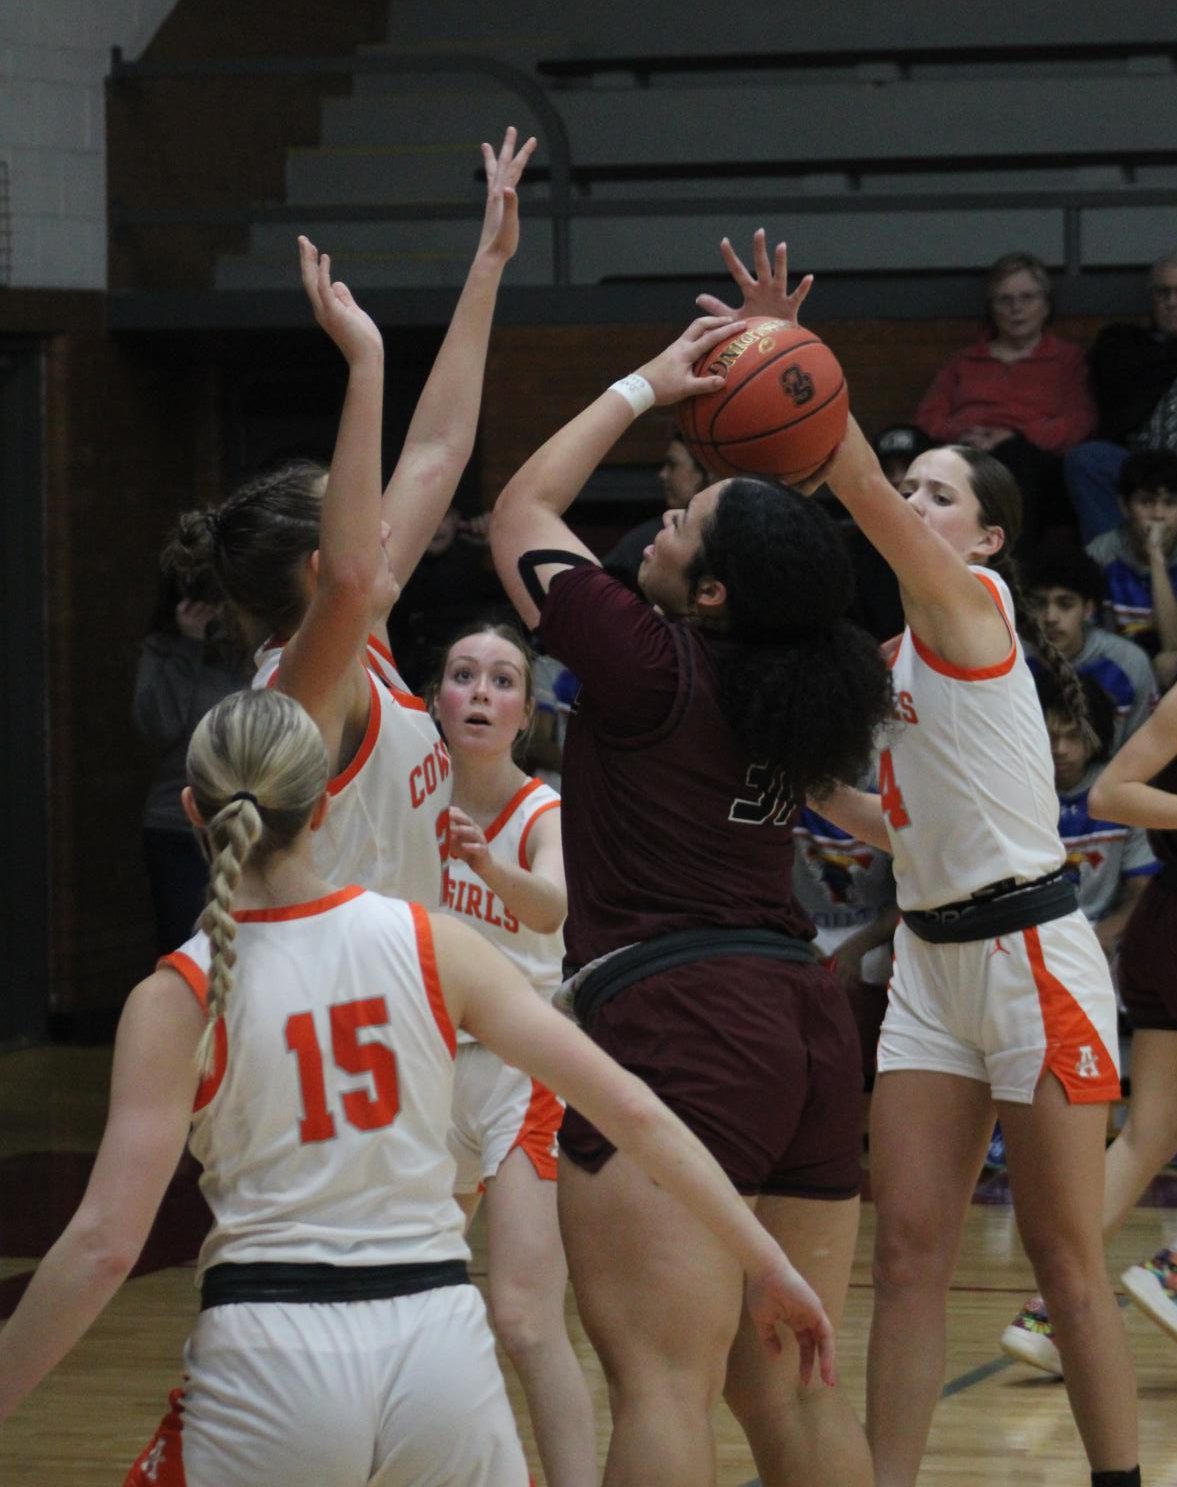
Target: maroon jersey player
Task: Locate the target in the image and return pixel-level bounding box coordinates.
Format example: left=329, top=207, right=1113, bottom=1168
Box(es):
left=490, top=257, right=891, bottom=1487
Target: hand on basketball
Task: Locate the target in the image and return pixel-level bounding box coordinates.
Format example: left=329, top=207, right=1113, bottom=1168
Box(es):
left=298, top=236, right=383, bottom=366
left=745, top=1258, right=837, bottom=1385
left=637, top=316, right=748, bottom=405
left=446, top=806, right=492, bottom=875
left=794, top=414, right=874, bottom=497
left=695, top=229, right=814, bottom=328
left=477, top=126, right=538, bottom=266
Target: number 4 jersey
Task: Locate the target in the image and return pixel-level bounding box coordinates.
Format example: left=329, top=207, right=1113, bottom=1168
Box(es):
left=882, top=568, right=1064, bottom=912
left=161, top=887, right=468, bottom=1279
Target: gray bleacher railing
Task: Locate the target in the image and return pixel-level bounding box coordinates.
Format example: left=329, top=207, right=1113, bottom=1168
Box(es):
left=108, top=44, right=1175, bottom=286
left=535, top=39, right=1177, bottom=84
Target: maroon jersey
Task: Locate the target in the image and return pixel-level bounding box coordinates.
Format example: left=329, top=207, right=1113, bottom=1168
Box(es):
left=539, top=564, right=813, bottom=967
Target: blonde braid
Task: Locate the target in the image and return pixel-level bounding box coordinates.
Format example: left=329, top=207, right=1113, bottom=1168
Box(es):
left=185, top=689, right=330, bottom=1079
left=195, top=798, right=262, bottom=1078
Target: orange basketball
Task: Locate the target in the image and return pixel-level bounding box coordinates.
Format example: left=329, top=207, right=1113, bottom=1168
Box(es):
left=678, top=317, right=848, bottom=483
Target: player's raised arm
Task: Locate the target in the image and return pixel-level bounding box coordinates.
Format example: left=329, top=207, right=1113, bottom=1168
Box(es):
left=490, top=316, right=741, bottom=629
left=269, top=238, right=387, bottom=766
left=379, top=128, right=536, bottom=593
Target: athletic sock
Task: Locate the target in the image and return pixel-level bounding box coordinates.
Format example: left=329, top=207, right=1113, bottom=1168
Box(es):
left=1091, top=1469, right=1141, bottom=1487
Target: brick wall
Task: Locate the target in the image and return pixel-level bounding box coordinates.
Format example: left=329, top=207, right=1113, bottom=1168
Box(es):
left=479, top=314, right=1115, bottom=505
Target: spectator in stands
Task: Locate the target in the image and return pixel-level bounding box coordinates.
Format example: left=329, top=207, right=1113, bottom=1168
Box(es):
left=1086, top=450, right=1177, bottom=689
left=134, top=524, right=250, bottom=955
left=1025, top=543, right=1157, bottom=749
left=602, top=435, right=709, bottom=588
left=386, top=503, right=512, bottom=691
left=1040, top=672, right=1158, bottom=959
left=1064, top=248, right=1177, bottom=541
left=915, top=251, right=1096, bottom=553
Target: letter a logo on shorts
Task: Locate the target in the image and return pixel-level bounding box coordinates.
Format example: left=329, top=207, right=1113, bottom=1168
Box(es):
left=1076, top=1044, right=1101, bottom=1080
left=141, top=1438, right=167, bottom=1482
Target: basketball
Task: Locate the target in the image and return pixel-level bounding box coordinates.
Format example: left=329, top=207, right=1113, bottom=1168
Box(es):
left=678, top=317, right=848, bottom=483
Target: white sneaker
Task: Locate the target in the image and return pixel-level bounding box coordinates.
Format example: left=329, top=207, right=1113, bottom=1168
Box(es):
left=1121, top=1247, right=1177, bottom=1344
left=1000, top=1296, right=1063, bottom=1376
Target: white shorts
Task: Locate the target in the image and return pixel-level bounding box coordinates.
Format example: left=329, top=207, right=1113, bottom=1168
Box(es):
left=878, top=911, right=1121, bottom=1105
left=448, top=1041, right=562, bottom=1195
left=124, top=1285, right=527, bottom=1487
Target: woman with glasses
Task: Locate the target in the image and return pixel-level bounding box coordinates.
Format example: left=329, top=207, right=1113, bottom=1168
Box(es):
left=915, top=251, right=1097, bottom=552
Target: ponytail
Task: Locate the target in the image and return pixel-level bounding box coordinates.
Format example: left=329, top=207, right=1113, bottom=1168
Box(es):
left=186, top=689, right=330, bottom=1076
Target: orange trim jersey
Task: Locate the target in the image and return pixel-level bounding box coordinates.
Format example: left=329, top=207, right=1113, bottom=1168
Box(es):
left=160, top=890, right=466, bottom=1278
left=883, top=568, right=1064, bottom=911
left=254, top=636, right=449, bottom=906
left=442, top=779, right=563, bottom=1047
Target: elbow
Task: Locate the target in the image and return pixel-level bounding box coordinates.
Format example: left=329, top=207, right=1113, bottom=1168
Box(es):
left=72, top=1213, right=140, bottom=1288
left=611, top=1077, right=665, bottom=1154
left=527, top=905, right=566, bottom=936
left=318, top=559, right=379, bottom=617
left=1088, top=777, right=1111, bottom=819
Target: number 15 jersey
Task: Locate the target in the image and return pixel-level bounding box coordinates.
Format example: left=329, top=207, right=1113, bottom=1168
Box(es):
left=882, top=568, right=1064, bottom=912
left=161, top=887, right=467, bottom=1282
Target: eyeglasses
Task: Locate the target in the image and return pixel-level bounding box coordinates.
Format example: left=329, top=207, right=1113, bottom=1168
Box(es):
left=991, top=291, right=1046, bottom=309
left=1151, top=284, right=1177, bottom=300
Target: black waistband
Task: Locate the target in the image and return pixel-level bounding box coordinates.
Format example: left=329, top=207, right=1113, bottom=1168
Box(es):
left=1156, top=862, right=1177, bottom=892
left=200, top=1259, right=470, bottom=1311
left=573, top=927, right=815, bottom=1028
left=902, top=869, right=1078, bottom=944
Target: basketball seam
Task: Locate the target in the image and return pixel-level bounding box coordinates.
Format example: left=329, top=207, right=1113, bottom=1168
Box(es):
left=706, top=377, right=847, bottom=447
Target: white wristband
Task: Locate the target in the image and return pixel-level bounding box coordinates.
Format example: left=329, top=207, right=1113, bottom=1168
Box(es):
left=608, top=373, right=656, bottom=416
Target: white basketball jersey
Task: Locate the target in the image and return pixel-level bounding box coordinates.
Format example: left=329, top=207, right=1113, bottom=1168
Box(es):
left=161, top=888, right=467, bottom=1278
left=883, top=569, right=1064, bottom=912
left=442, top=779, right=563, bottom=1039
left=253, top=635, right=449, bottom=905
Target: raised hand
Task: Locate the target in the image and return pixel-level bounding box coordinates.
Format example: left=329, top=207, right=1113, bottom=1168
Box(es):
left=695, top=229, right=813, bottom=328
left=298, top=235, right=383, bottom=366
left=635, top=315, right=748, bottom=407
left=745, top=1257, right=837, bottom=1385
left=477, top=126, right=538, bottom=266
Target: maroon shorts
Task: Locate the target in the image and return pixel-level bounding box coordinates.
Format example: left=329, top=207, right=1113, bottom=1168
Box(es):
left=1118, top=876, right=1177, bottom=1032
left=559, top=954, right=863, bottom=1197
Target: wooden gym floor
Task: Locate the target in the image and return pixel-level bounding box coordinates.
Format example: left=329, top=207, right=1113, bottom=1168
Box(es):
left=1, top=1044, right=1175, bottom=1486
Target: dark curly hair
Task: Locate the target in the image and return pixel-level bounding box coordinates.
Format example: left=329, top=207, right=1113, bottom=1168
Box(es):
left=686, top=478, right=893, bottom=804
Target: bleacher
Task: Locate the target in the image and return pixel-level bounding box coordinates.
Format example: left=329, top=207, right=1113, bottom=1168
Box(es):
left=107, top=4, right=1177, bottom=313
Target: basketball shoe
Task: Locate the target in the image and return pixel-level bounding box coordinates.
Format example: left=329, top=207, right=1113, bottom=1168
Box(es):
left=1000, top=1295, right=1062, bottom=1375
left=1121, top=1247, right=1177, bottom=1343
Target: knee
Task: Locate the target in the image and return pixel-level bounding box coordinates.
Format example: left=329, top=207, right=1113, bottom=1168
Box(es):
left=1119, top=1099, right=1177, bottom=1157
left=872, top=1211, right=957, bottom=1298
left=488, top=1284, right=561, bottom=1365
left=1020, top=1235, right=1102, bottom=1313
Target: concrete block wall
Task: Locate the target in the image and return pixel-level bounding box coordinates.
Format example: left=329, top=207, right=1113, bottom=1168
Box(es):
left=0, top=0, right=176, bottom=288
